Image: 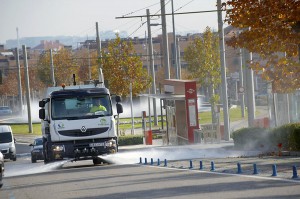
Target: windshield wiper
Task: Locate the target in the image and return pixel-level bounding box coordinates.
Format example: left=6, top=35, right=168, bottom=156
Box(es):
left=66, top=116, right=81, bottom=120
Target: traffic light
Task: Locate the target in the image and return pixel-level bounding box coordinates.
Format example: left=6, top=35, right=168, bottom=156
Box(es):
left=228, top=97, right=231, bottom=108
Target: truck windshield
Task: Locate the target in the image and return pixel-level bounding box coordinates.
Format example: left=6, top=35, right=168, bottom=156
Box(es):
left=51, top=95, right=112, bottom=120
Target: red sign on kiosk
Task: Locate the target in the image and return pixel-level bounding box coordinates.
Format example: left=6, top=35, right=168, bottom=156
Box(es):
left=184, top=81, right=198, bottom=143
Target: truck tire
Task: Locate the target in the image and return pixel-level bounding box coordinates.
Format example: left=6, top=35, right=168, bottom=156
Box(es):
left=31, top=156, right=37, bottom=163
left=43, top=137, right=54, bottom=164
left=93, top=157, right=102, bottom=165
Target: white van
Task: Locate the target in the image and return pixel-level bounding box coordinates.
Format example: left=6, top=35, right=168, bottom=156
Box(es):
left=0, top=125, right=16, bottom=161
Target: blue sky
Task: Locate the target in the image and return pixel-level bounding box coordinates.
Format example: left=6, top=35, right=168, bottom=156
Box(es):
left=0, top=0, right=224, bottom=43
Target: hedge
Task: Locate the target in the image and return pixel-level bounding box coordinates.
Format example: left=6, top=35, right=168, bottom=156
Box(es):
left=232, top=123, right=300, bottom=151
left=118, top=135, right=143, bottom=146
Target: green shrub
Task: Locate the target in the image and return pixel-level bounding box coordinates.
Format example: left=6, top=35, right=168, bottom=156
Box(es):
left=272, top=123, right=300, bottom=151
left=232, top=123, right=300, bottom=151
left=118, top=135, right=143, bottom=146
left=232, top=127, right=272, bottom=150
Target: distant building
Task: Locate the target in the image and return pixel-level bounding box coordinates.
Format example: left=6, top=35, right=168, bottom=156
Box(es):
left=32, top=40, right=65, bottom=52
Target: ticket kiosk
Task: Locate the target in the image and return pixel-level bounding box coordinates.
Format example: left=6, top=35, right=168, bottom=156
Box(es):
left=163, top=79, right=199, bottom=145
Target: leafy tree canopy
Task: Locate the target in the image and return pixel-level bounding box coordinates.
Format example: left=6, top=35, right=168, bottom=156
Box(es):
left=224, top=0, right=300, bottom=93
left=184, top=27, right=221, bottom=90
left=37, top=48, right=79, bottom=86
left=100, top=34, right=151, bottom=97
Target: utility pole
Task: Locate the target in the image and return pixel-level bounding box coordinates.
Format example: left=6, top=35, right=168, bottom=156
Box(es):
left=145, top=31, right=152, bottom=130
left=130, top=82, right=135, bottom=135
left=50, top=49, right=56, bottom=86
left=160, top=0, right=170, bottom=79
left=96, top=22, right=102, bottom=69
left=147, top=9, right=158, bottom=126
left=15, top=48, right=23, bottom=115
left=217, top=0, right=230, bottom=141
left=22, top=45, right=33, bottom=134
left=88, top=42, right=91, bottom=80
left=244, top=49, right=255, bottom=127
left=177, top=37, right=182, bottom=79
left=171, top=0, right=179, bottom=79
left=239, top=48, right=245, bottom=117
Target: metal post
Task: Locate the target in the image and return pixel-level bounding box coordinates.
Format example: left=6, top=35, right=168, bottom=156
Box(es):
left=245, top=50, right=255, bottom=127
left=177, top=37, right=182, bottom=79
left=145, top=31, right=152, bottom=130
left=160, top=0, right=170, bottom=79
left=286, top=94, right=290, bottom=123
left=15, top=48, right=23, bottom=115
left=171, top=0, right=179, bottom=79
left=146, top=9, right=158, bottom=126
left=88, top=43, right=91, bottom=80
left=217, top=0, right=230, bottom=141
left=22, top=45, right=33, bottom=134
left=96, top=22, right=102, bottom=70
left=239, top=48, right=245, bottom=117
left=130, top=82, right=134, bottom=135
left=50, top=49, right=56, bottom=86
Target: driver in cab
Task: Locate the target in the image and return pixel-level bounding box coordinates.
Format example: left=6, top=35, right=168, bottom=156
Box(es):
left=90, top=98, right=107, bottom=113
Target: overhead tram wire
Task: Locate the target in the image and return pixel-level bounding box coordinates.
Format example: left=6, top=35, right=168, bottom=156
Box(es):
left=127, top=21, right=147, bottom=38
left=174, top=0, right=196, bottom=13
left=122, top=2, right=161, bottom=17
left=116, top=9, right=224, bottom=19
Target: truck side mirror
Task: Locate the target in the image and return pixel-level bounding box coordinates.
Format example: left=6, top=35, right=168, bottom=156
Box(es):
left=116, top=103, right=123, bottom=114
left=39, top=109, right=45, bottom=120
left=39, top=100, right=45, bottom=108
left=115, top=95, right=121, bottom=103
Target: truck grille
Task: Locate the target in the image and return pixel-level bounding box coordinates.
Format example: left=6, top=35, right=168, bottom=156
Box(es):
left=58, top=127, right=109, bottom=137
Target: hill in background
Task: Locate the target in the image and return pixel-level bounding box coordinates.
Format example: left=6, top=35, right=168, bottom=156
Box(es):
left=3, top=30, right=128, bottom=49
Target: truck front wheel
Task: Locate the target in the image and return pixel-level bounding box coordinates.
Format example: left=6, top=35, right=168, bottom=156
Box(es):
left=43, top=138, right=54, bottom=164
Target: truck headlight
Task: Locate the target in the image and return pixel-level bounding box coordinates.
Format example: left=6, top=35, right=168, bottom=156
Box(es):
left=106, top=140, right=116, bottom=147
left=52, top=145, right=65, bottom=152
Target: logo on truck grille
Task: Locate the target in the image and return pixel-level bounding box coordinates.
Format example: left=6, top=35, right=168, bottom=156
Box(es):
left=81, top=126, right=87, bottom=132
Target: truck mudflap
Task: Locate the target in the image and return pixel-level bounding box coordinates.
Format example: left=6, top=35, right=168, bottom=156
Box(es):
left=48, top=138, right=118, bottom=161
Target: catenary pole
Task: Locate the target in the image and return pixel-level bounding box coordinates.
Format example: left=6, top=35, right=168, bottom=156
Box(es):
left=245, top=49, right=255, bottom=127
left=171, top=0, right=179, bottom=79
left=239, top=48, right=245, bottom=118
left=50, top=49, right=56, bottom=86
left=217, top=0, right=230, bottom=141
left=177, top=37, right=182, bottom=79
left=22, top=45, right=33, bottom=134
left=147, top=9, right=158, bottom=126
left=96, top=22, right=103, bottom=81
left=145, top=31, right=152, bottom=130
left=15, top=48, right=23, bottom=115
left=160, top=0, right=170, bottom=79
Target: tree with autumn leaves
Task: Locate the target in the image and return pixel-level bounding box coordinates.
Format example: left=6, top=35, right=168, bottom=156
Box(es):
left=100, top=34, right=151, bottom=97
left=184, top=27, right=221, bottom=123
left=37, top=48, right=79, bottom=86
left=224, top=0, right=300, bottom=93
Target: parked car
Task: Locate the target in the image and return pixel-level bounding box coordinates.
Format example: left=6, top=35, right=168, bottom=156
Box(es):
left=0, top=125, right=17, bottom=161
left=0, top=106, right=12, bottom=116
left=29, top=137, right=44, bottom=163
left=0, top=151, right=4, bottom=188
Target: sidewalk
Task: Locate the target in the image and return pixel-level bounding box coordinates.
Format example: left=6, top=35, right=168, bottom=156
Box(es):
left=158, top=155, right=300, bottom=181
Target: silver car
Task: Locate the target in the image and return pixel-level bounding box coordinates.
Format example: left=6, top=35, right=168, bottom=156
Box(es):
left=0, top=106, right=12, bottom=116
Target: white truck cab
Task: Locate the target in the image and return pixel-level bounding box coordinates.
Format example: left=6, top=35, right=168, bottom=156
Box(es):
left=39, top=82, right=123, bottom=164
